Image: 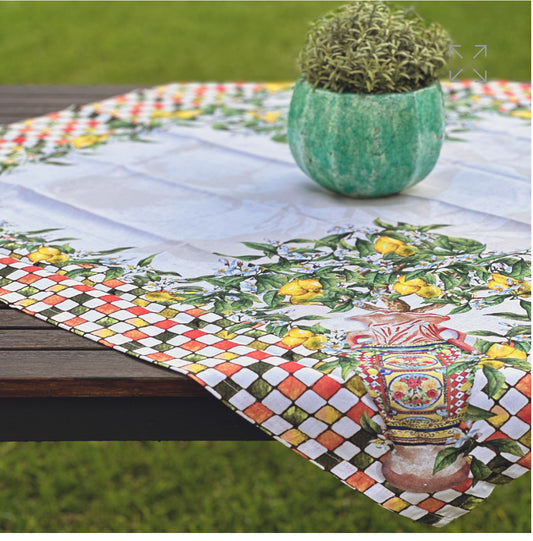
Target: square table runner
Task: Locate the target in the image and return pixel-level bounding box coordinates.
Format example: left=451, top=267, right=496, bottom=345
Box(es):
left=0, top=80, right=530, bottom=527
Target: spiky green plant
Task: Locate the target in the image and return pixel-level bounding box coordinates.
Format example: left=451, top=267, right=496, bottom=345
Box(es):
left=299, top=1, right=452, bottom=94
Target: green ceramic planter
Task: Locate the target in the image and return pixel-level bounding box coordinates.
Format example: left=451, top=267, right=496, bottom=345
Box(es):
left=288, top=78, right=445, bottom=198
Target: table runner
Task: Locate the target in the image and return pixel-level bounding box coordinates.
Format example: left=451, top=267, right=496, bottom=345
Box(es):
left=0, top=80, right=530, bottom=527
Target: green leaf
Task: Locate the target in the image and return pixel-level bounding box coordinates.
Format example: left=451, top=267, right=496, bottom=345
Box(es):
left=242, top=241, right=277, bottom=257
left=446, top=360, right=477, bottom=377
left=316, top=359, right=341, bottom=373
left=373, top=218, right=394, bottom=230
left=510, top=259, right=529, bottom=279
left=329, top=302, right=355, bottom=313
left=284, top=238, right=313, bottom=244
left=360, top=410, right=383, bottom=436
left=481, top=438, right=525, bottom=457
left=473, top=338, right=492, bottom=354
left=271, top=133, right=288, bottom=143
left=449, top=304, right=472, bottom=315
left=439, top=273, right=460, bottom=290
left=226, top=322, right=254, bottom=334
left=231, top=298, right=254, bottom=310
left=340, top=362, right=353, bottom=380
left=270, top=324, right=288, bottom=338
left=488, top=312, right=531, bottom=322
left=433, top=447, right=462, bottom=475
left=482, top=365, right=506, bottom=398
left=467, top=330, right=506, bottom=338
left=464, top=404, right=496, bottom=421
left=314, top=233, right=347, bottom=249
left=104, top=267, right=125, bottom=281
left=292, top=315, right=327, bottom=322
left=263, top=290, right=283, bottom=308
left=506, top=325, right=531, bottom=338
left=137, top=254, right=158, bottom=267
left=213, top=252, right=262, bottom=262
left=510, top=342, right=531, bottom=356
left=53, top=244, right=75, bottom=254
left=213, top=299, right=232, bottom=313
left=26, top=228, right=61, bottom=235
left=95, top=247, right=133, bottom=256
left=355, top=238, right=374, bottom=257
left=419, top=224, right=449, bottom=233
left=520, top=299, right=531, bottom=319
left=64, top=268, right=94, bottom=279
left=133, top=275, right=151, bottom=287
left=470, top=456, right=492, bottom=485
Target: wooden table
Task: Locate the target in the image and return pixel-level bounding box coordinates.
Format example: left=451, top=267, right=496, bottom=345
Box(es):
left=0, top=86, right=268, bottom=442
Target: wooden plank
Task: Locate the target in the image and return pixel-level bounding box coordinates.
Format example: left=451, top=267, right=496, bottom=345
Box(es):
left=0, top=397, right=270, bottom=441
left=0, top=350, right=179, bottom=377
left=0, top=350, right=207, bottom=398
left=0, top=308, right=62, bottom=328
left=0, top=329, right=108, bottom=350
left=0, top=85, right=139, bottom=124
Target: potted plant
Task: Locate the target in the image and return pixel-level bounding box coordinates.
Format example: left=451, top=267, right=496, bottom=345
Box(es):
left=288, top=1, right=451, bottom=198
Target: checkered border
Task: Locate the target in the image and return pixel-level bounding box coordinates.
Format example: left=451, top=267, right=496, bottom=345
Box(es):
left=0, top=80, right=530, bottom=175
left=0, top=254, right=529, bottom=527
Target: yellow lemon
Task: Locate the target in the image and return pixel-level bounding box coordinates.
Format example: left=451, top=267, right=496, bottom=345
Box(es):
left=479, top=359, right=505, bottom=370
left=488, top=273, right=518, bottom=289
left=263, top=111, right=281, bottom=123
left=302, top=335, right=327, bottom=350
left=28, top=246, right=62, bottom=263
left=297, top=279, right=323, bottom=292
left=398, top=275, right=427, bottom=287
left=511, top=110, right=531, bottom=119
left=47, top=253, right=69, bottom=265
left=281, top=335, right=307, bottom=347
left=395, top=244, right=417, bottom=257
left=71, top=135, right=100, bottom=148
left=264, top=83, right=293, bottom=93
left=290, top=291, right=322, bottom=305
left=486, top=343, right=527, bottom=361
left=151, top=111, right=173, bottom=119
left=392, top=275, right=426, bottom=296
left=28, top=252, right=47, bottom=263
left=38, top=246, right=61, bottom=257
left=392, top=282, right=419, bottom=295
left=374, top=236, right=404, bottom=254
left=174, top=109, right=202, bottom=120
left=287, top=328, right=315, bottom=339
left=145, top=291, right=185, bottom=303
left=416, top=284, right=442, bottom=298
left=278, top=280, right=307, bottom=297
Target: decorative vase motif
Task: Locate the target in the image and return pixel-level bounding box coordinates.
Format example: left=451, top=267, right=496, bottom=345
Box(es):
left=287, top=78, right=445, bottom=198
left=347, top=311, right=477, bottom=492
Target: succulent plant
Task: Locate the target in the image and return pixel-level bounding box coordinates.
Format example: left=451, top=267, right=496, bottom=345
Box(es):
left=298, top=1, right=452, bottom=94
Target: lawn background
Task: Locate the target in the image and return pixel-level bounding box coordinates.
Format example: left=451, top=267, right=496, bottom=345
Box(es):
left=0, top=0, right=530, bottom=534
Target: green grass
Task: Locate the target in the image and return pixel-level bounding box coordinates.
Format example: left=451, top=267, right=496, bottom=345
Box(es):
left=0, top=441, right=529, bottom=532
left=0, top=1, right=529, bottom=84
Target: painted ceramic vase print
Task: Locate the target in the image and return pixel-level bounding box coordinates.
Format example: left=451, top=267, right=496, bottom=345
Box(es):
left=287, top=78, right=446, bottom=198
left=347, top=311, right=477, bottom=492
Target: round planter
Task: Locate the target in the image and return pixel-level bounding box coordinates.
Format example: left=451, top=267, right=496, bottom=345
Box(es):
left=287, top=78, right=445, bottom=198
left=382, top=444, right=470, bottom=493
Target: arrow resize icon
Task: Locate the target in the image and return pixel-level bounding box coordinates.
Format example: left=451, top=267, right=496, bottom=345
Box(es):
left=473, top=69, right=487, bottom=83
left=473, top=45, right=487, bottom=59
left=449, top=45, right=463, bottom=59
left=449, top=69, right=464, bottom=82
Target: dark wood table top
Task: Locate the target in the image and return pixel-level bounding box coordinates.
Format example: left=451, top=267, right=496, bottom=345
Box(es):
left=0, top=85, right=268, bottom=441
